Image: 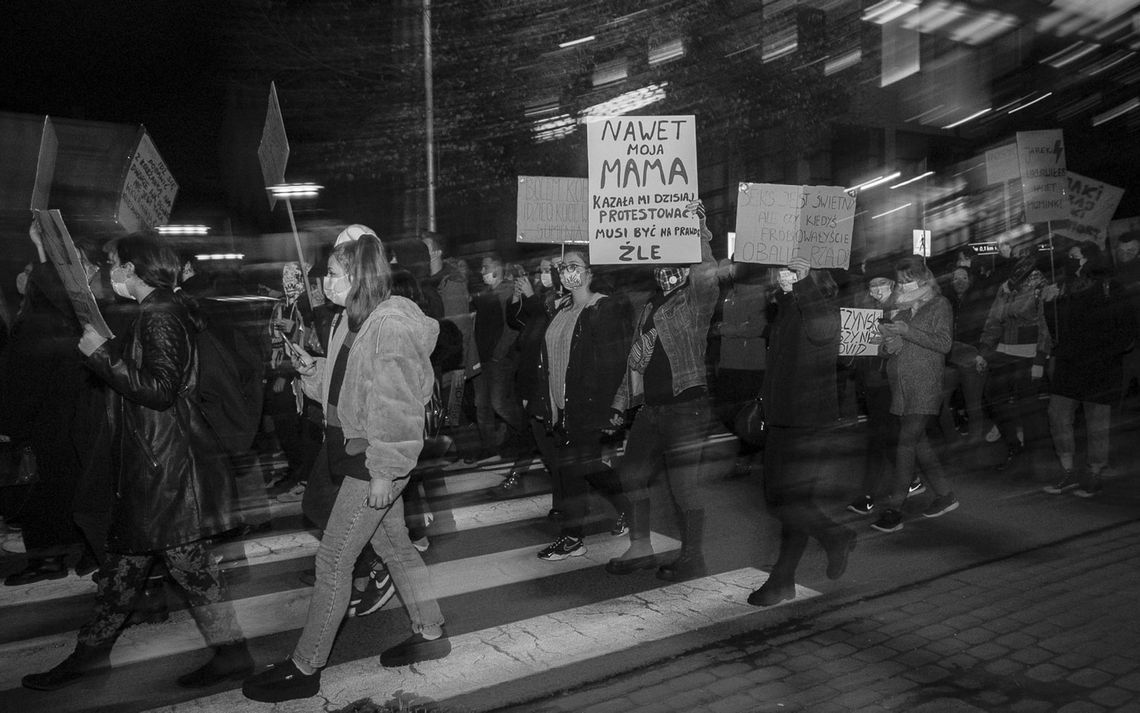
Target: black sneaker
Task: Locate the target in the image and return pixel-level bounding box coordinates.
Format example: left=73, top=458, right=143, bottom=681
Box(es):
left=871, top=509, right=903, bottom=533
left=242, top=659, right=320, bottom=703
left=610, top=512, right=629, bottom=536
left=922, top=493, right=959, bottom=518
left=380, top=631, right=451, bottom=667
left=995, top=445, right=1023, bottom=472
left=908, top=477, right=926, bottom=496
left=538, top=535, right=585, bottom=561
left=348, top=570, right=395, bottom=617
left=846, top=495, right=874, bottom=515
left=489, top=471, right=524, bottom=499
left=1043, top=470, right=1080, bottom=495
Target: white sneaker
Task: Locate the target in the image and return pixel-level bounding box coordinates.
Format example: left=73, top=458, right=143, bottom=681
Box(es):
left=2, top=533, right=26, bottom=554
left=984, top=424, right=1001, bottom=443
left=276, top=483, right=306, bottom=503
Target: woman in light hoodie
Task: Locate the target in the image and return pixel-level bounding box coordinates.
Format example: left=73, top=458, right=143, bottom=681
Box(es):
left=244, top=234, right=446, bottom=703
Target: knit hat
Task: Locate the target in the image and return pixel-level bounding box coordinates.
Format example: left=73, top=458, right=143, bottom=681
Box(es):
left=335, top=223, right=376, bottom=246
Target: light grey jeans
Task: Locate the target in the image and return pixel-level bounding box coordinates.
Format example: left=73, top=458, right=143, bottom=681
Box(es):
left=1048, top=395, right=1111, bottom=472
left=292, top=476, right=444, bottom=670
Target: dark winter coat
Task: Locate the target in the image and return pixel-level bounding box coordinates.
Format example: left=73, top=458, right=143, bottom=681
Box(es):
left=763, top=273, right=841, bottom=428
left=86, top=289, right=237, bottom=553
left=1046, top=279, right=1138, bottom=404
left=535, top=294, right=632, bottom=439
left=885, top=293, right=953, bottom=416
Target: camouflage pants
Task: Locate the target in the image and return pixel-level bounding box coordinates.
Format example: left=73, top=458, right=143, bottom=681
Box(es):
left=77, top=540, right=242, bottom=650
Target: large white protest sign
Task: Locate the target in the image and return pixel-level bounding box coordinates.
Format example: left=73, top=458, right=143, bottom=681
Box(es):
left=734, top=183, right=856, bottom=269
left=840, top=307, right=882, bottom=357
left=1016, top=129, right=1067, bottom=223
left=1054, top=171, right=1124, bottom=246
left=588, top=115, right=700, bottom=265
left=517, top=176, right=589, bottom=244
left=259, top=82, right=290, bottom=209
left=115, top=130, right=178, bottom=233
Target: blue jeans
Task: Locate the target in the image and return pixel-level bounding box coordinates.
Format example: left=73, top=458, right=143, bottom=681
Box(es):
left=292, top=477, right=444, bottom=670
left=1048, top=395, right=1111, bottom=472
left=617, top=399, right=709, bottom=512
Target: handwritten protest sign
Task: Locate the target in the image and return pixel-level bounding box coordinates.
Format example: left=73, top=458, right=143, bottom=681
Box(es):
left=587, top=115, right=699, bottom=265
left=840, top=307, right=882, bottom=357
left=517, top=176, right=588, bottom=244
left=1016, top=129, right=1067, bottom=223
left=36, top=210, right=113, bottom=339
left=31, top=116, right=57, bottom=211
left=115, top=130, right=178, bottom=234
left=1053, top=171, right=1124, bottom=246
left=259, top=82, right=290, bottom=209
left=985, top=143, right=1019, bottom=185
left=734, top=183, right=856, bottom=269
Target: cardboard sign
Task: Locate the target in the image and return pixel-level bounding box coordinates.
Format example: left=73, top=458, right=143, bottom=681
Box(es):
left=1054, top=171, right=1124, bottom=246
left=35, top=210, right=113, bottom=339
left=587, top=115, right=700, bottom=265
left=1016, top=129, right=1067, bottom=223
left=840, top=307, right=882, bottom=357
left=115, top=130, right=178, bottom=233
left=985, top=143, right=1019, bottom=185
left=31, top=116, right=57, bottom=211
left=734, top=183, right=855, bottom=269
left=258, top=82, right=290, bottom=209
left=516, top=176, right=589, bottom=244
left=913, top=229, right=932, bottom=257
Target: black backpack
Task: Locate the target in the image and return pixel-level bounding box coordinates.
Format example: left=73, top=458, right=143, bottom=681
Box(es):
left=195, top=326, right=265, bottom=456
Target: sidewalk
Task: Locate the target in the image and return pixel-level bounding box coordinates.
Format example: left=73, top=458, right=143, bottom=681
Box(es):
left=491, top=520, right=1140, bottom=713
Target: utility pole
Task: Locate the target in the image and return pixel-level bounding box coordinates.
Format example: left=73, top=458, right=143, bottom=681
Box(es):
left=423, top=0, right=436, bottom=232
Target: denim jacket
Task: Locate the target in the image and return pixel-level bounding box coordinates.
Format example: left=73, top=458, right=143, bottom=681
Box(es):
left=613, top=238, right=718, bottom=411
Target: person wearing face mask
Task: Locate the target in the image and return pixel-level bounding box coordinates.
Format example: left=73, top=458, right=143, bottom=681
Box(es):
left=605, top=201, right=718, bottom=582
left=491, top=256, right=563, bottom=501
left=976, top=255, right=1051, bottom=477
left=244, top=234, right=447, bottom=703
left=845, top=268, right=900, bottom=517
left=1040, top=254, right=1137, bottom=497
left=466, top=254, right=527, bottom=463
left=23, top=232, right=250, bottom=692
left=747, top=256, right=852, bottom=606
left=868, top=257, right=957, bottom=534
left=941, top=266, right=992, bottom=445
left=531, top=251, right=633, bottom=560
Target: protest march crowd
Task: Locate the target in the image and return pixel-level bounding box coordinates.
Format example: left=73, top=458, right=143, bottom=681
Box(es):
left=1, top=199, right=1139, bottom=704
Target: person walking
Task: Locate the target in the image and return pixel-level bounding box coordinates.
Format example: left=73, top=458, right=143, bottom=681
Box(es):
left=22, top=233, right=249, bottom=691
left=532, top=250, right=633, bottom=560
left=748, top=257, right=853, bottom=606
left=243, top=234, right=447, bottom=704
left=606, top=201, right=718, bottom=582
left=870, top=257, right=957, bottom=533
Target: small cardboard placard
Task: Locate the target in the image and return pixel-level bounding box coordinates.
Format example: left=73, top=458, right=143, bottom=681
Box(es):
left=516, top=176, right=589, bottom=244
left=840, top=307, right=882, bottom=357
left=115, top=130, right=178, bottom=233
left=258, top=82, right=290, bottom=209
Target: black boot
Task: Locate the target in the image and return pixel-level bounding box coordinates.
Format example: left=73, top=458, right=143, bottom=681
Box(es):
left=22, top=643, right=111, bottom=691
left=657, top=509, right=706, bottom=582
left=177, top=640, right=255, bottom=688
left=605, top=498, right=656, bottom=574
left=748, top=527, right=806, bottom=607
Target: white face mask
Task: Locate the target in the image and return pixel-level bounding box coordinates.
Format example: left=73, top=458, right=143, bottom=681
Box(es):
left=482, top=271, right=499, bottom=287
left=898, top=281, right=919, bottom=294
left=559, top=265, right=588, bottom=290
left=869, top=285, right=892, bottom=303
left=777, top=269, right=797, bottom=293
left=323, top=275, right=350, bottom=306
left=539, top=271, right=553, bottom=289
left=15, top=271, right=29, bottom=296
left=110, top=265, right=133, bottom=300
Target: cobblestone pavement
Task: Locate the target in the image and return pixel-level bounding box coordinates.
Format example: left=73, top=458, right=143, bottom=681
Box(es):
left=492, top=520, right=1140, bottom=713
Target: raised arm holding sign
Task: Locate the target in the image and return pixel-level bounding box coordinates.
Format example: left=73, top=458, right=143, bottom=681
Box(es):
left=33, top=210, right=113, bottom=339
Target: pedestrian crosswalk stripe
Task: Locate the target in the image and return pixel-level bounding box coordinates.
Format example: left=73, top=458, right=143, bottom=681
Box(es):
left=149, top=568, right=817, bottom=713
left=0, top=530, right=681, bottom=689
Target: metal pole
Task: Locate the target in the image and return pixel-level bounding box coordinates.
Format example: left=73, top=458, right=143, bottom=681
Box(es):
left=284, top=197, right=314, bottom=306
left=424, top=0, right=437, bottom=232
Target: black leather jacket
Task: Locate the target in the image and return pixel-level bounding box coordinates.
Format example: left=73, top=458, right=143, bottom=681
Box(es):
left=86, top=289, right=236, bottom=553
